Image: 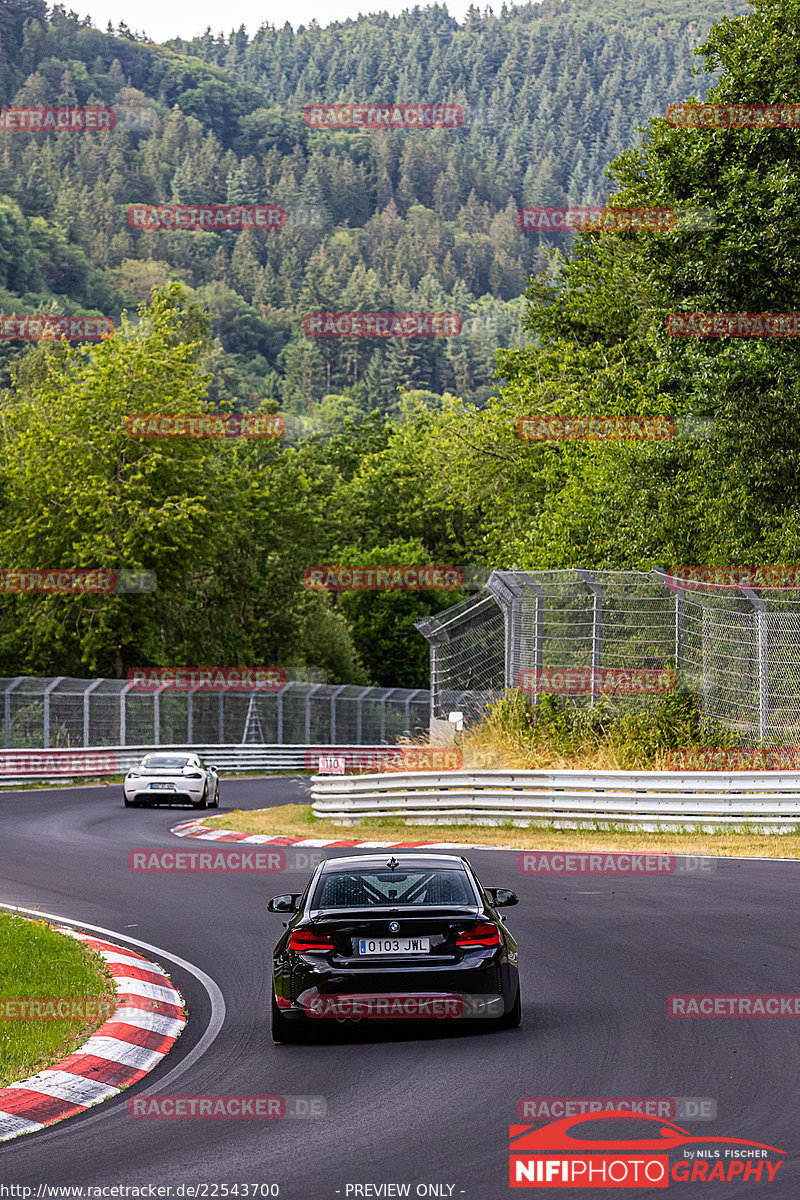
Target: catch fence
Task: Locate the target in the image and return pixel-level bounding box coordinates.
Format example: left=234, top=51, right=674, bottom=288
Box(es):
left=0, top=679, right=430, bottom=749
left=415, top=569, right=800, bottom=745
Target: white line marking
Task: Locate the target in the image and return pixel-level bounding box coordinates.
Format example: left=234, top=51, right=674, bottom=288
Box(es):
left=77, top=1036, right=166, bottom=1071
left=8, top=1069, right=118, bottom=1105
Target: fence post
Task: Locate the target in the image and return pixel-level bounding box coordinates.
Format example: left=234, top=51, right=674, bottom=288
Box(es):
left=42, top=678, right=63, bottom=748
left=651, top=568, right=682, bottom=671
left=305, top=683, right=324, bottom=742
left=329, top=684, right=347, bottom=743
left=520, top=574, right=544, bottom=705
left=741, top=587, right=768, bottom=743
left=404, top=689, right=425, bottom=736
left=429, top=636, right=443, bottom=721
left=83, top=678, right=103, bottom=747
left=4, top=678, right=24, bottom=749
left=120, top=682, right=131, bottom=745
left=575, top=570, right=602, bottom=706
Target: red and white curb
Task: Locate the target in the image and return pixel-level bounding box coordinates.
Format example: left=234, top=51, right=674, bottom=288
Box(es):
left=0, top=925, right=186, bottom=1142
left=171, top=818, right=506, bottom=851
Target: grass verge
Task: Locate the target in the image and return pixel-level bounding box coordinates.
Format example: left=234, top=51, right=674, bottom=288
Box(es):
left=0, top=913, right=116, bottom=1087
left=201, top=804, right=800, bottom=860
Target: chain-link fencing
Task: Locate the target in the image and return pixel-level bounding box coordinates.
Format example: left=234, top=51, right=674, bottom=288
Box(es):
left=415, top=569, right=800, bottom=745
left=0, top=678, right=430, bottom=749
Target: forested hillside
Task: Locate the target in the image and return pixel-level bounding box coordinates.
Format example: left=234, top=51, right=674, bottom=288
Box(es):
left=1, top=0, right=772, bottom=688
left=0, top=0, right=745, bottom=412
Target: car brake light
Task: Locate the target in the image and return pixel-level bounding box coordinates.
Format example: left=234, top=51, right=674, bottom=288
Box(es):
left=289, top=928, right=334, bottom=953
left=456, top=922, right=502, bottom=948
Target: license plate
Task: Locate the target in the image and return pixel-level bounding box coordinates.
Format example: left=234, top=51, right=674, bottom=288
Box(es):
left=358, top=937, right=430, bottom=955
left=150, top=782, right=176, bottom=789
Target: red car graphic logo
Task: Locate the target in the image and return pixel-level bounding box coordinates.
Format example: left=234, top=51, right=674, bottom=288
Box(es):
left=510, top=1111, right=784, bottom=1154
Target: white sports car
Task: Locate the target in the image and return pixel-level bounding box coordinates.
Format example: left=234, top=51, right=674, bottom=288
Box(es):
left=123, top=752, right=220, bottom=809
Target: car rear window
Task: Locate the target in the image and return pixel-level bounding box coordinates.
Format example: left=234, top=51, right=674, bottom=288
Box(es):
left=142, top=756, right=191, bottom=770
left=313, top=868, right=475, bottom=909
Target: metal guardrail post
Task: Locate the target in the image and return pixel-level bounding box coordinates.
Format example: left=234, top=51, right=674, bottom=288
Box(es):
left=575, top=570, right=602, bottom=706
left=741, top=586, right=768, bottom=743
left=4, top=678, right=25, bottom=749
left=219, top=692, right=224, bottom=742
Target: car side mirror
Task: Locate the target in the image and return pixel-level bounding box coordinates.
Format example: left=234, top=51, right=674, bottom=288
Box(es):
left=487, top=887, right=518, bottom=907
left=268, top=894, right=301, bottom=913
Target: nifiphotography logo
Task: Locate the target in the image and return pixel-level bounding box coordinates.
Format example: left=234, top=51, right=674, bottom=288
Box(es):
left=509, top=1112, right=784, bottom=1188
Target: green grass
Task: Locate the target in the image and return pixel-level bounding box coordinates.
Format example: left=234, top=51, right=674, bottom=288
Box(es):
left=0, top=914, right=116, bottom=1086
left=200, top=804, right=800, bottom=859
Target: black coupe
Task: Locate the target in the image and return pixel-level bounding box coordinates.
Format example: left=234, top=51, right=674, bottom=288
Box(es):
left=267, top=852, right=521, bottom=1042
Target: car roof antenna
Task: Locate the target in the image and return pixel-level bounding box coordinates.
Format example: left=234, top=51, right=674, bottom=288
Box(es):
left=386, top=856, right=400, bottom=871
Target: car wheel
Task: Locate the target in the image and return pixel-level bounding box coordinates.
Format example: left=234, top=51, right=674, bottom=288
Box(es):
left=195, top=782, right=209, bottom=810
left=498, top=984, right=521, bottom=1029
left=271, top=994, right=306, bottom=1044
left=212, top=783, right=219, bottom=808
left=124, top=795, right=134, bottom=807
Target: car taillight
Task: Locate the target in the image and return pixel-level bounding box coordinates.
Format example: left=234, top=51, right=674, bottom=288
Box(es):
left=289, top=928, right=334, bottom=953
left=456, top=922, right=502, bottom=948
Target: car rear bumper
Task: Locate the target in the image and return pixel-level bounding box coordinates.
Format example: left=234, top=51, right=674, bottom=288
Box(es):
left=275, top=959, right=517, bottom=1021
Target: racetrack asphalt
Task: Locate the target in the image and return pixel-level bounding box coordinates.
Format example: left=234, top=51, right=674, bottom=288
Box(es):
left=0, top=775, right=798, bottom=1197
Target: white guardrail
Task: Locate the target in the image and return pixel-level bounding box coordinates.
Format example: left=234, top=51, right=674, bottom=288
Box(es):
left=310, top=769, right=800, bottom=832
left=0, top=744, right=391, bottom=784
